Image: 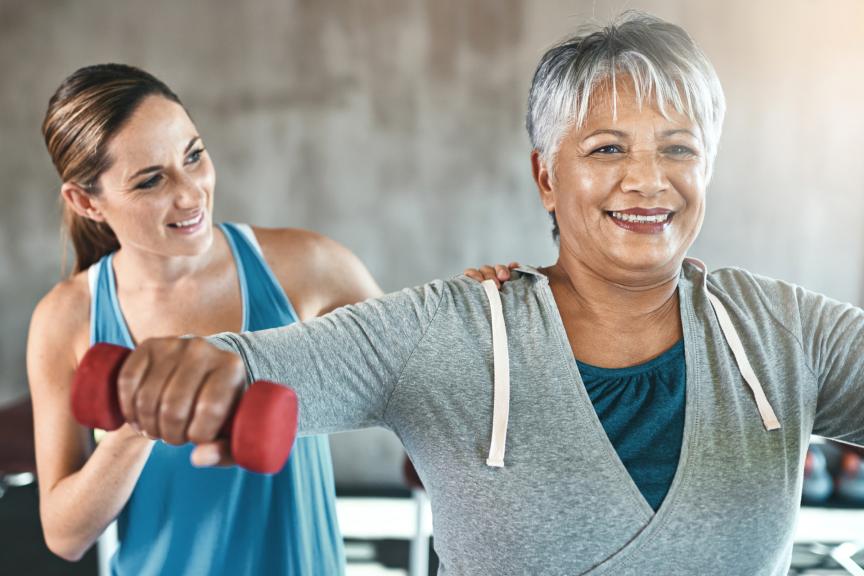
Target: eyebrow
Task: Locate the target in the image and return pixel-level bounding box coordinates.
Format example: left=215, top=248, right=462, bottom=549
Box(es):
left=583, top=129, right=628, bottom=140
left=127, top=136, right=201, bottom=182
left=658, top=129, right=699, bottom=139
left=583, top=128, right=699, bottom=140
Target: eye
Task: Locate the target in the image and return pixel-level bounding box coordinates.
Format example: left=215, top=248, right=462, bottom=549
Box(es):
left=591, top=144, right=624, bottom=155
left=185, top=147, right=206, bottom=165
left=135, top=174, right=163, bottom=190
left=664, top=145, right=697, bottom=157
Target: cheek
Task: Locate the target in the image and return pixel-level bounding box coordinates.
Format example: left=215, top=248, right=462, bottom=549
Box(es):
left=672, top=169, right=706, bottom=208
left=202, top=158, right=216, bottom=189
left=555, top=162, right=616, bottom=210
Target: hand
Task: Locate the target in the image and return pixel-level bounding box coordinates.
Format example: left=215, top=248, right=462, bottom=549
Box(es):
left=115, top=337, right=246, bottom=464
left=463, top=262, right=521, bottom=289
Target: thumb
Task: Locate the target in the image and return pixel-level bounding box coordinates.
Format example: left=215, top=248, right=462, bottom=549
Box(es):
left=191, top=440, right=235, bottom=468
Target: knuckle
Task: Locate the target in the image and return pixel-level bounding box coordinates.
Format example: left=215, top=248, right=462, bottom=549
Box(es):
left=158, top=402, right=186, bottom=428
left=135, top=392, right=157, bottom=422
left=196, top=399, right=227, bottom=424
left=116, top=370, right=136, bottom=394
left=186, top=337, right=210, bottom=356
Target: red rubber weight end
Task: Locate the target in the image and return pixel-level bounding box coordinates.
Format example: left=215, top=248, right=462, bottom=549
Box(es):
left=231, top=382, right=298, bottom=474
left=71, top=343, right=131, bottom=431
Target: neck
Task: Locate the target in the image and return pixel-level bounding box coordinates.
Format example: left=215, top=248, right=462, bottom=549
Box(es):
left=543, top=255, right=682, bottom=336
left=111, top=237, right=222, bottom=292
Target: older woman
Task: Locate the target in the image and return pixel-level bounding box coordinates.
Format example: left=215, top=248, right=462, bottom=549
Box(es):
left=102, top=12, right=863, bottom=575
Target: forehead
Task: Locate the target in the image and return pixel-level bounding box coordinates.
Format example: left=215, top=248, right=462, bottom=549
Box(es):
left=578, top=77, right=699, bottom=135
left=106, top=96, right=196, bottom=162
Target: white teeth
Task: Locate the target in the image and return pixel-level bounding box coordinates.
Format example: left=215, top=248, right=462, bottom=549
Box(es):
left=610, top=211, right=671, bottom=224
left=170, top=213, right=203, bottom=228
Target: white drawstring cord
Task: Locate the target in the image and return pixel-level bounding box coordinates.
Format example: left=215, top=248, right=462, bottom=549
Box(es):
left=482, top=280, right=511, bottom=467
left=686, top=258, right=781, bottom=431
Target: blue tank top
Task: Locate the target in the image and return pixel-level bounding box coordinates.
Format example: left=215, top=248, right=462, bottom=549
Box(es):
left=89, top=222, right=344, bottom=576
left=575, top=340, right=686, bottom=511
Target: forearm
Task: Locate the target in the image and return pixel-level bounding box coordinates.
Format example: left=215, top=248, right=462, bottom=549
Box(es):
left=40, top=425, right=153, bottom=561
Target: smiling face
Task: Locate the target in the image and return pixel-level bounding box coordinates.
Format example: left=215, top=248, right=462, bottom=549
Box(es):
left=86, top=95, right=216, bottom=259
left=534, top=78, right=708, bottom=284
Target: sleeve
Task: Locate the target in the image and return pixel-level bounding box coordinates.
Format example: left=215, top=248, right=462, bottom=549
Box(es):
left=796, top=286, right=864, bottom=445
left=207, top=280, right=446, bottom=435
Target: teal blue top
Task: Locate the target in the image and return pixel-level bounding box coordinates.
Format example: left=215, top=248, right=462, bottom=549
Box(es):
left=576, top=340, right=686, bottom=511
left=90, top=222, right=344, bottom=576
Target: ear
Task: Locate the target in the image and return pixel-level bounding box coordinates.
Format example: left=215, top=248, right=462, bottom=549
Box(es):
left=60, top=182, right=106, bottom=222
left=531, top=150, right=556, bottom=213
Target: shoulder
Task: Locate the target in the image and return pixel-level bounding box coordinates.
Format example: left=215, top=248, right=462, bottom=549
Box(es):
left=414, top=271, right=539, bottom=324
left=705, top=266, right=812, bottom=316
left=696, top=264, right=857, bottom=345
left=249, top=226, right=382, bottom=318
left=28, top=271, right=91, bottom=370
left=251, top=226, right=353, bottom=268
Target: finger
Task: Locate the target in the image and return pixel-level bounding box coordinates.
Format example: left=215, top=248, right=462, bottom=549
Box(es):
left=186, top=355, right=246, bottom=445
left=158, top=342, right=216, bottom=445
left=508, top=261, right=521, bottom=269
left=191, top=440, right=235, bottom=468
left=134, top=342, right=185, bottom=439
left=116, top=345, right=154, bottom=431
left=494, top=264, right=511, bottom=281
left=463, top=269, right=482, bottom=282
left=479, top=265, right=497, bottom=281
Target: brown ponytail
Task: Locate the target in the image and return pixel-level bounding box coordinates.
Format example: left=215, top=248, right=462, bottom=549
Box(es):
left=42, top=64, right=183, bottom=274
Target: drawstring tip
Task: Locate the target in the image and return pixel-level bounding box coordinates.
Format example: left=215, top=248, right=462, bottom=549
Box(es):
left=764, top=419, right=781, bottom=431
left=486, top=458, right=504, bottom=468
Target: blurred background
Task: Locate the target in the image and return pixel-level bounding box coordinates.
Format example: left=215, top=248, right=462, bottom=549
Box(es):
left=1, top=0, right=863, bottom=574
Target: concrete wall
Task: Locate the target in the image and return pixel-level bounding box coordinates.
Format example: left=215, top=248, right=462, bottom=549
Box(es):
left=2, top=0, right=862, bottom=486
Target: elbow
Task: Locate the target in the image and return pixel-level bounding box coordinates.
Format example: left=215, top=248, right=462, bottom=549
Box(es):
left=43, top=526, right=90, bottom=563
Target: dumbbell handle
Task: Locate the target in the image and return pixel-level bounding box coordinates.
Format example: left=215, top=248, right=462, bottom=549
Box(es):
left=71, top=342, right=298, bottom=474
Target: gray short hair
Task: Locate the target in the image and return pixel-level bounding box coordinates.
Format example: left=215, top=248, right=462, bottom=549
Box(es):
left=527, top=11, right=726, bottom=180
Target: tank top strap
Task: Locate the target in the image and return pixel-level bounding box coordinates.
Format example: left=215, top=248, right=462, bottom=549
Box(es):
left=88, top=253, right=135, bottom=348
left=219, top=222, right=299, bottom=330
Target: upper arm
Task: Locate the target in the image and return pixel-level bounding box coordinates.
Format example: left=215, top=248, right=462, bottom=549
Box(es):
left=208, top=280, right=447, bottom=435
left=794, top=285, right=864, bottom=444
left=254, top=227, right=383, bottom=321
left=27, top=282, right=93, bottom=498
left=734, top=270, right=864, bottom=445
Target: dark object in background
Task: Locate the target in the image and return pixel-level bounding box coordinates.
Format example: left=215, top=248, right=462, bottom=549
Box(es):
left=803, top=444, right=834, bottom=504
left=802, top=440, right=864, bottom=508
left=836, top=450, right=864, bottom=504
left=0, top=396, right=97, bottom=574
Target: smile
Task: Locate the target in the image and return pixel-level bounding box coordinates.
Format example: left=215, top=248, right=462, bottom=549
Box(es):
left=609, top=211, right=671, bottom=224
left=606, top=209, right=674, bottom=234
left=168, top=212, right=204, bottom=229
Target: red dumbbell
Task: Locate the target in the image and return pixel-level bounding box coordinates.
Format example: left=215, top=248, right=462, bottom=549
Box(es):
left=71, top=342, right=298, bottom=474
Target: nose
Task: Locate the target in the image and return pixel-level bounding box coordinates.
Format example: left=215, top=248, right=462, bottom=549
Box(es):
left=173, top=171, right=205, bottom=209
left=620, top=152, right=668, bottom=197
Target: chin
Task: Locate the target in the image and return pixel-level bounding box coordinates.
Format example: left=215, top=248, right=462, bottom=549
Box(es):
left=609, top=249, right=681, bottom=276
left=175, top=228, right=214, bottom=256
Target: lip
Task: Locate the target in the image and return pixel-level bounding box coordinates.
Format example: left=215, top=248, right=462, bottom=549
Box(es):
left=166, top=210, right=206, bottom=234
left=606, top=207, right=674, bottom=234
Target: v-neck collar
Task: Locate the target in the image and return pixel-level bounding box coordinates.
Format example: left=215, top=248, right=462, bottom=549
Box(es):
left=529, top=265, right=702, bottom=524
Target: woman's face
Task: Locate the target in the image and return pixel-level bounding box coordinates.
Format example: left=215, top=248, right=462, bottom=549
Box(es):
left=535, top=80, right=708, bottom=284
left=90, top=95, right=216, bottom=259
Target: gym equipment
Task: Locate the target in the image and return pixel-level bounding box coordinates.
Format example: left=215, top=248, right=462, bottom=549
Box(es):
left=71, top=342, right=298, bottom=474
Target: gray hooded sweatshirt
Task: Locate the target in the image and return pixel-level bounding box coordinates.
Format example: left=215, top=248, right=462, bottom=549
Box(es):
left=210, top=261, right=864, bottom=575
